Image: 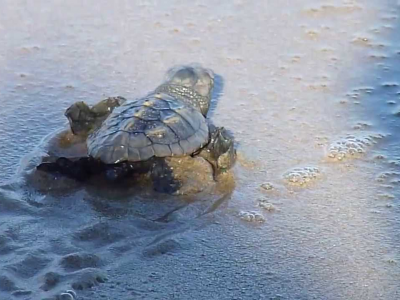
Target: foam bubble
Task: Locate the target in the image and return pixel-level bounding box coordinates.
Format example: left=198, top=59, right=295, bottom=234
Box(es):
left=257, top=198, right=276, bottom=212
left=59, top=290, right=76, bottom=300
left=326, top=133, right=384, bottom=161
left=237, top=211, right=265, bottom=223
left=303, top=4, right=362, bottom=15
left=283, top=166, right=321, bottom=186
left=376, top=171, right=400, bottom=183
left=260, top=182, right=274, bottom=191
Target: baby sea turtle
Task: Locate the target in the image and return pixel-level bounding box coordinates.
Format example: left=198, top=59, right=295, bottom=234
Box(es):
left=37, top=65, right=236, bottom=193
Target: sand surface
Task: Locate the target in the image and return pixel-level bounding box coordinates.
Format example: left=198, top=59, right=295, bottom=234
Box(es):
left=1, top=0, right=400, bottom=299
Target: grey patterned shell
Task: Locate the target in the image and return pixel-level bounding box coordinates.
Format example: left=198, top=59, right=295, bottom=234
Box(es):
left=87, top=93, right=209, bottom=164
left=87, top=65, right=214, bottom=164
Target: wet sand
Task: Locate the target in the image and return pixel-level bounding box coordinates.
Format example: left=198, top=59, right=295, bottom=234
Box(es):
left=1, top=0, right=400, bottom=299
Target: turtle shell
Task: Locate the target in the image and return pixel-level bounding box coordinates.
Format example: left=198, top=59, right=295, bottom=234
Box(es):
left=87, top=92, right=209, bottom=164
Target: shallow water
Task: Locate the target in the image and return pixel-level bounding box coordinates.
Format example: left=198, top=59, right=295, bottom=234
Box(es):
left=1, top=0, right=400, bottom=299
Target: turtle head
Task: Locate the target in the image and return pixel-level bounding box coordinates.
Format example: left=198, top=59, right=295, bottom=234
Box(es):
left=166, top=65, right=214, bottom=115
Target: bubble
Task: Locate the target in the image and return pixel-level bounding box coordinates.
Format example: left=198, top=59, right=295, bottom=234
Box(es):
left=290, top=55, right=302, bottom=63
left=283, top=166, right=321, bottom=186
left=303, top=4, right=362, bottom=15
left=59, top=290, right=77, bottom=300
left=373, top=154, right=386, bottom=160
left=19, top=45, right=41, bottom=54
left=305, top=29, right=319, bottom=39
left=346, top=91, right=360, bottom=100
left=381, top=13, right=398, bottom=21
left=307, top=82, right=330, bottom=91
left=368, top=53, right=388, bottom=60
left=237, top=211, right=265, bottom=223
left=377, top=193, right=396, bottom=200
left=386, top=258, right=397, bottom=264
left=376, top=171, right=400, bottom=184
left=351, top=36, right=373, bottom=47
left=382, top=82, right=399, bottom=88
left=353, top=121, right=372, bottom=130
left=225, top=56, right=244, bottom=64
left=326, top=133, right=385, bottom=161
left=352, top=86, right=375, bottom=94
left=260, top=182, right=274, bottom=191
left=257, top=199, right=276, bottom=212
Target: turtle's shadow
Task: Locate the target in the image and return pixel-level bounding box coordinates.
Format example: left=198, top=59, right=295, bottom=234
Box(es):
left=207, top=73, right=224, bottom=119
left=207, top=73, right=237, bottom=145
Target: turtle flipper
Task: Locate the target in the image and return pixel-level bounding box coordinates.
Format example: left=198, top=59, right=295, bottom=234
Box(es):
left=65, top=102, right=95, bottom=136
left=197, top=125, right=236, bottom=177
left=37, top=157, right=152, bottom=183
left=91, top=96, right=126, bottom=116
left=150, top=158, right=181, bottom=194
left=65, top=97, right=126, bottom=136
left=37, top=157, right=105, bottom=181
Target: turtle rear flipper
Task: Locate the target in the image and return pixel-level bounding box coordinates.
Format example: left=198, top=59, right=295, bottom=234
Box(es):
left=150, top=158, right=181, bottom=194
left=37, top=156, right=155, bottom=183
left=65, top=97, right=126, bottom=136
left=37, top=157, right=106, bottom=182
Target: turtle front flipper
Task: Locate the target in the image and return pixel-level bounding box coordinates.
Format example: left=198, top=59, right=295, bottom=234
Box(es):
left=65, top=97, right=126, bottom=136
left=197, top=125, right=236, bottom=177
